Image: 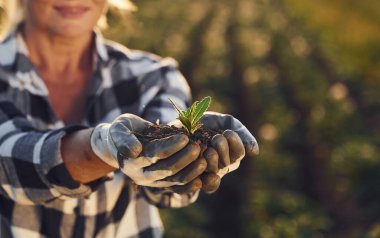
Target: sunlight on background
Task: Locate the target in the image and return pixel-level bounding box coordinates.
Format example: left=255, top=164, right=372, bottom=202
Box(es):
left=108, top=0, right=137, bottom=11
left=259, top=123, right=278, bottom=141
left=329, top=83, right=348, bottom=101
left=1, top=0, right=379, bottom=237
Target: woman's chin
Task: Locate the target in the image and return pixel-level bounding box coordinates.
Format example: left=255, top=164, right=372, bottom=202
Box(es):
left=50, top=25, right=93, bottom=39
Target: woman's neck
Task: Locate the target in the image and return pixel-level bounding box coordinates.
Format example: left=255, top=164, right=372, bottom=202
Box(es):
left=22, top=24, right=94, bottom=84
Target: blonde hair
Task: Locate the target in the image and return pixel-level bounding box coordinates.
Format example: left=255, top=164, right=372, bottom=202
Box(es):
left=0, top=0, right=136, bottom=39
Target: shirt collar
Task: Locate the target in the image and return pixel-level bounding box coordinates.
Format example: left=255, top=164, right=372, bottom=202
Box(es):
left=1, top=25, right=110, bottom=70
left=12, top=26, right=109, bottom=65
left=8, top=27, right=110, bottom=96
left=93, top=28, right=109, bottom=64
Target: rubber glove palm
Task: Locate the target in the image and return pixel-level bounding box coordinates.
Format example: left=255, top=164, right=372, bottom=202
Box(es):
left=90, top=114, right=205, bottom=188
left=199, top=112, right=259, bottom=192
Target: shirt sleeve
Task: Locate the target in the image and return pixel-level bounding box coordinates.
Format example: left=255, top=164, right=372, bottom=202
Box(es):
left=139, top=57, right=192, bottom=124
left=140, top=187, right=200, bottom=208
left=137, top=57, right=200, bottom=208
left=0, top=91, right=107, bottom=205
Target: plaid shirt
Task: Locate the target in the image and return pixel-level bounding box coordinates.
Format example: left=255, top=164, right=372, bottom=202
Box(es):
left=0, top=28, right=198, bottom=238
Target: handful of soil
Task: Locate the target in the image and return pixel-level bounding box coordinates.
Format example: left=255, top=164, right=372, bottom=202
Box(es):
left=135, top=124, right=222, bottom=193
left=135, top=124, right=219, bottom=145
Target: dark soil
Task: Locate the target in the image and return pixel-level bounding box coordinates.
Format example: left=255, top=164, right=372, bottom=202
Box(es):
left=135, top=124, right=223, bottom=193
left=135, top=124, right=221, bottom=145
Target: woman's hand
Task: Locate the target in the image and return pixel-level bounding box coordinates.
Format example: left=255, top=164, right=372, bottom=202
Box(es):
left=199, top=112, right=259, bottom=193
left=90, top=114, right=205, bottom=188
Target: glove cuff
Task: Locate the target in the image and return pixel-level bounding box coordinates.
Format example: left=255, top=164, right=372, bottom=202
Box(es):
left=90, top=123, right=119, bottom=168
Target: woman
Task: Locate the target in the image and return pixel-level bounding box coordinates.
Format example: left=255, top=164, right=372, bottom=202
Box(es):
left=0, top=0, right=258, bottom=237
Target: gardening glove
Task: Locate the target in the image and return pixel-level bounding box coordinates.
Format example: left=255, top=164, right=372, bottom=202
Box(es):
left=90, top=113, right=205, bottom=188
left=199, top=112, right=259, bottom=193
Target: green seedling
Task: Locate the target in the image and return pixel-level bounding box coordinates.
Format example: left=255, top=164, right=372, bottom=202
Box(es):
left=169, top=96, right=211, bottom=134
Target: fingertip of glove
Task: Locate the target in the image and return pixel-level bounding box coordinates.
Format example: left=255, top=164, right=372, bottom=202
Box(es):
left=198, top=158, right=207, bottom=171
left=188, top=141, right=201, bottom=157
left=166, top=133, right=189, bottom=147
left=222, top=129, right=235, bottom=137
left=193, top=177, right=203, bottom=190
left=245, top=141, right=259, bottom=156
left=200, top=173, right=221, bottom=194
left=119, top=139, right=142, bottom=159
left=204, top=147, right=218, bottom=159
left=129, top=142, right=143, bottom=158
left=177, top=133, right=190, bottom=144
left=211, top=134, right=228, bottom=147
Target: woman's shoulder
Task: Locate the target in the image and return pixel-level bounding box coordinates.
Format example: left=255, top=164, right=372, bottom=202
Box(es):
left=103, top=39, right=179, bottom=76
left=104, top=39, right=160, bottom=62
left=0, top=33, right=17, bottom=67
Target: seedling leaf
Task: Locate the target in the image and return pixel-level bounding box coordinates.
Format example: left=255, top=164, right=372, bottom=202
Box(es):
left=168, top=98, right=185, bottom=117
left=178, top=115, right=192, bottom=131
left=191, top=122, right=203, bottom=134
left=169, top=96, right=212, bottom=134
left=192, top=96, right=211, bottom=125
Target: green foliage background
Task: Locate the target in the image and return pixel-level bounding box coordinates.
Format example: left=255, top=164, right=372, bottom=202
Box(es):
left=2, top=1, right=380, bottom=237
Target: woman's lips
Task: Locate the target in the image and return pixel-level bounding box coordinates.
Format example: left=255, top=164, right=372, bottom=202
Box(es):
left=53, top=6, right=89, bottom=18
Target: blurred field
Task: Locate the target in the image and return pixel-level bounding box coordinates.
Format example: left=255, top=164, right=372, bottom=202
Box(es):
left=2, top=1, right=380, bottom=237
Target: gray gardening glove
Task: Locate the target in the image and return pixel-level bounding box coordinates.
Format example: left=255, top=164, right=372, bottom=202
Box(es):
left=90, top=114, right=205, bottom=188
left=199, top=112, right=259, bottom=193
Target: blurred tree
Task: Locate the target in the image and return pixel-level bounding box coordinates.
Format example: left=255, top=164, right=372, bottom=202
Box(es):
left=1, top=0, right=379, bottom=237
left=117, top=1, right=378, bottom=237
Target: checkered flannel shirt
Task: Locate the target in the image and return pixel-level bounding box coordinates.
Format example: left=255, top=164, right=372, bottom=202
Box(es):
left=0, top=28, right=198, bottom=238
